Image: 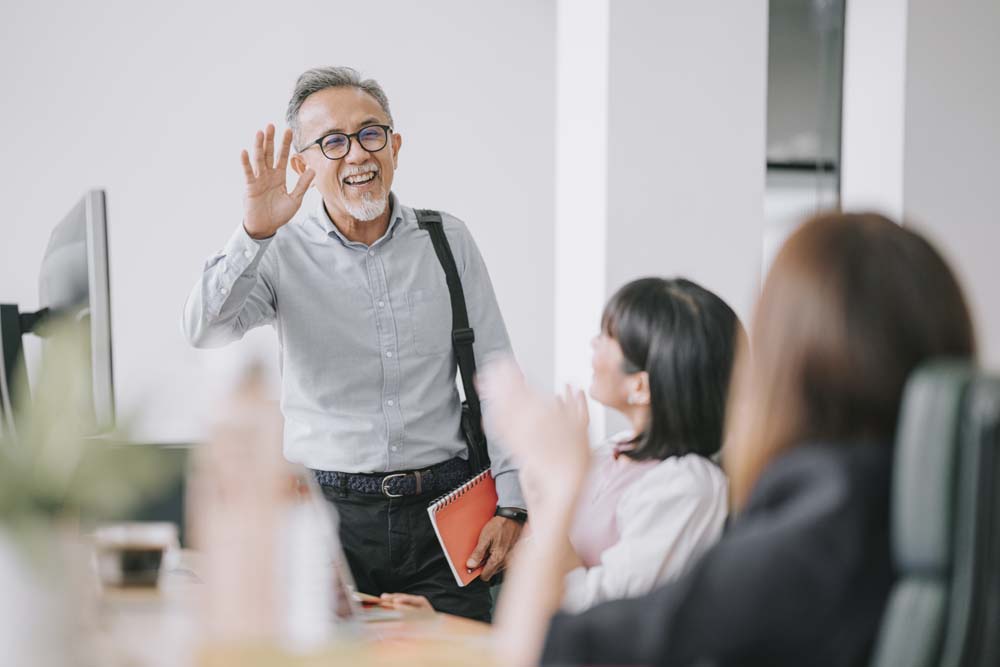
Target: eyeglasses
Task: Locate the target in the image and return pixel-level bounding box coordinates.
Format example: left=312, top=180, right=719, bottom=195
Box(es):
left=299, top=124, right=392, bottom=160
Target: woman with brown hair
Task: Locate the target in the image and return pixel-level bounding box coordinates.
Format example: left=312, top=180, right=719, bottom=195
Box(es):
left=485, top=212, right=976, bottom=667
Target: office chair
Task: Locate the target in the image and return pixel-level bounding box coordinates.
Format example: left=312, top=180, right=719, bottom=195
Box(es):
left=870, top=362, right=1000, bottom=667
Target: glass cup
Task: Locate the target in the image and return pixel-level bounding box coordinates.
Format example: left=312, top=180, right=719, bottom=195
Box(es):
left=94, top=522, right=179, bottom=588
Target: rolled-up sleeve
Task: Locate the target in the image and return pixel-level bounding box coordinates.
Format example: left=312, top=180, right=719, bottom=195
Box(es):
left=182, top=223, right=277, bottom=348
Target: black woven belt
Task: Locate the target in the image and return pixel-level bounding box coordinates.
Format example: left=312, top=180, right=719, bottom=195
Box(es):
left=312, top=456, right=471, bottom=498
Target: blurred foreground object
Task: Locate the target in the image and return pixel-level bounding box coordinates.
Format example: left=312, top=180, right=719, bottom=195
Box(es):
left=189, top=364, right=339, bottom=652
left=0, top=323, right=181, bottom=666
left=94, top=521, right=179, bottom=587
left=188, top=364, right=288, bottom=645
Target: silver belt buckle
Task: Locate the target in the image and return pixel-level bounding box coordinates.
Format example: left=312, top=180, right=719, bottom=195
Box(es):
left=380, top=473, right=408, bottom=498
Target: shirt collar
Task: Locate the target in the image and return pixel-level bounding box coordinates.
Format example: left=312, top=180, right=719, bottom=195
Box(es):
left=611, top=431, right=638, bottom=460
left=314, top=192, right=404, bottom=248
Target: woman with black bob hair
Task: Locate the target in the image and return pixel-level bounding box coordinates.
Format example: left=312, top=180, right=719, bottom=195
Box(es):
left=553, top=277, right=742, bottom=612
left=380, top=277, right=743, bottom=615
left=597, top=276, right=741, bottom=462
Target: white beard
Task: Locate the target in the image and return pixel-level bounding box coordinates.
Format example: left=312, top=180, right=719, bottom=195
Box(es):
left=344, top=192, right=387, bottom=222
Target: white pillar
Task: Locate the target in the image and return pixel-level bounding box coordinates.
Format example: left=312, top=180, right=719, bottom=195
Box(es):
left=554, top=0, right=611, bottom=439
left=840, top=0, right=909, bottom=218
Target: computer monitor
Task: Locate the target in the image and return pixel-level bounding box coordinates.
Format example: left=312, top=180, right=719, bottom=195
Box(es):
left=0, top=189, right=115, bottom=439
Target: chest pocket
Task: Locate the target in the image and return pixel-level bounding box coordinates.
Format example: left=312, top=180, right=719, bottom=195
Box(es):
left=297, top=287, right=377, bottom=359
left=407, top=288, right=453, bottom=356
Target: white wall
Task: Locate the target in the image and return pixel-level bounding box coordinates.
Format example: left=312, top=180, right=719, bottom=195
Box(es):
left=841, top=0, right=1000, bottom=369
left=554, top=1, right=768, bottom=437
left=0, top=0, right=555, bottom=442
left=605, top=1, right=767, bottom=328
left=840, top=0, right=909, bottom=218
left=902, top=0, right=1000, bottom=369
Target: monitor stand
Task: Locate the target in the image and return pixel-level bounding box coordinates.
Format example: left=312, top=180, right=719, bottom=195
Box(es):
left=0, top=304, right=50, bottom=440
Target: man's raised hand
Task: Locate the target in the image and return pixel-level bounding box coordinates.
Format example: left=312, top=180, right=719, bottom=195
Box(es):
left=241, top=124, right=315, bottom=240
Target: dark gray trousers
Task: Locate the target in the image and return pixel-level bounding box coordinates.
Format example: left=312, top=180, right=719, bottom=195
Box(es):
left=320, top=485, right=493, bottom=622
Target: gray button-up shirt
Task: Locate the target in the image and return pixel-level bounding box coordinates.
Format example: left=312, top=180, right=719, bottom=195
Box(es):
left=183, top=193, right=523, bottom=507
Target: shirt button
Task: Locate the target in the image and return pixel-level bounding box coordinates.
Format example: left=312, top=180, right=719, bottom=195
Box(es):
left=219, top=286, right=228, bottom=295
left=368, top=250, right=376, bottom=257
left=243, top=249, right=253, bottom=259
left=385, top=351, right=393, bottom=358
left=387, top=399, right=394, bottom=407
left=391, top=446, right=399, bottom=452
left=377, top=300, right=385, bottom=308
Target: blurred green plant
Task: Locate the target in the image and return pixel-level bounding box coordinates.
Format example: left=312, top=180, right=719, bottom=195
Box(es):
left=0, top=320, right=183, bottom=553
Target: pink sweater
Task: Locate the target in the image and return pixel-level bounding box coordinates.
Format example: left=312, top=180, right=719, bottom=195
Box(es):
left=564, top=432, right=729, bottom=612
left=569, top=434, right=659, bottom=566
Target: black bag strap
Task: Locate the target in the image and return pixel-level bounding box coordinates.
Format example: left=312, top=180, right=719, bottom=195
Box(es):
left=414, top=209, right=490, bottom=470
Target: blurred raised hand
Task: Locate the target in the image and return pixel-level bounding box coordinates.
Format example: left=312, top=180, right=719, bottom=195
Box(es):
left=484, top=361, right=593, bottom=667
left=241, top=124, right=315, bottom=239
left=479, top=358, right=592, bottom=514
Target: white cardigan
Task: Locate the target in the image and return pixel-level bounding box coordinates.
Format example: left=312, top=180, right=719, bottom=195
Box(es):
left=561, top=448, right=729, bottom=613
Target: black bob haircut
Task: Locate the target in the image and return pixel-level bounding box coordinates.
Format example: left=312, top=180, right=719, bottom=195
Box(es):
left=601, top=277, right=743, bottom=461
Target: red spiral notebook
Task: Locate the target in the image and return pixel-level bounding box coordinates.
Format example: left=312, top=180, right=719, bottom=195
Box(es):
left=426, top=469, right=498, bottom=587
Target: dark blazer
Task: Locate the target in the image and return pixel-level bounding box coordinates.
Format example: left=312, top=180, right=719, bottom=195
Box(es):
left=542, top=441, right=894, bottom=667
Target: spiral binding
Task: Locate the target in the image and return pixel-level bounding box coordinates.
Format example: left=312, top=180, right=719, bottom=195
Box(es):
left=428, top=468, right=492, bottom=511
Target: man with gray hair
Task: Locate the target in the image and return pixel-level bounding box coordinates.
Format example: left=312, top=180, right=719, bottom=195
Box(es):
left=183, top=67, right=524, bottom=621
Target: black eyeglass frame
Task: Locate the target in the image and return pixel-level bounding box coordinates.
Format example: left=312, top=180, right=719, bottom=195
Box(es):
left=298, top=124, right=393, bottom=160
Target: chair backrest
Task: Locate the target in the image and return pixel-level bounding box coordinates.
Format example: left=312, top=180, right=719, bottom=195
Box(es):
left=870, top=362, right=1000, bottom=667
left=947, top=373, right=1000, bottom=666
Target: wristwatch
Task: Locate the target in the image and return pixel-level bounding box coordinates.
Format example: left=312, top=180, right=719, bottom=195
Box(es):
left=495, top=506, right=528, bottom=524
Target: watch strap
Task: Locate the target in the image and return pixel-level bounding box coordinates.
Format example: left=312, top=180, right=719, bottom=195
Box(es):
left=495, top=506, right=528, bottom=523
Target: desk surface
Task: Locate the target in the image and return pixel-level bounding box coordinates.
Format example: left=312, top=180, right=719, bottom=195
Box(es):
left=95, top=551, right=496, bottom=667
